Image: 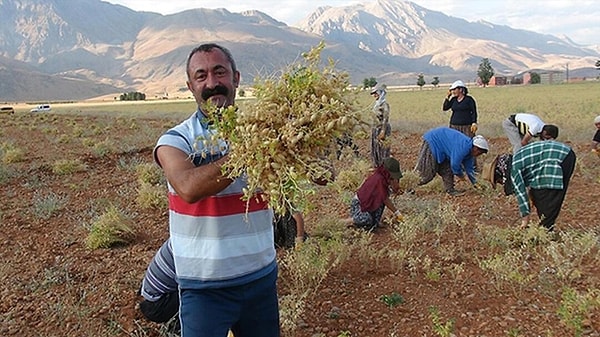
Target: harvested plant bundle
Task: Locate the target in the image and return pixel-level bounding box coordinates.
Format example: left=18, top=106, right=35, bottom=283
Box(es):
left=206, top=42, right=367, bottom=213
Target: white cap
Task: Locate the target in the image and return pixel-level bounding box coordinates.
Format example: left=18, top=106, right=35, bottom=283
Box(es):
left=594, top=115, right=600, bottom=124
left=473, top=135, right=489, bottom=151
left=449, top=80, right=465, bottom=90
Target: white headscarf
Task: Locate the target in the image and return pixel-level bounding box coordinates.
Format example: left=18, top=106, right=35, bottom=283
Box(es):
left=372, top=84, right=387, bottom=108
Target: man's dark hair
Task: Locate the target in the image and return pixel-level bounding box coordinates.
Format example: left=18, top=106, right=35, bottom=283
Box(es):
left=186, top=43, right=237, bottom=79
left=542, top=124, right=559, bottom=139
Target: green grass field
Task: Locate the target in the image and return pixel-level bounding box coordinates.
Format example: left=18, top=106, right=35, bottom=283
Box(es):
left=382, top=81, right=600, bottom=141
left=29, top=81, right=600, bottom=142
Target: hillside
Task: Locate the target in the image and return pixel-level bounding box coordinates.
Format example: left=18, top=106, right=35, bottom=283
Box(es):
left=0, top=0, right=599, bottom=101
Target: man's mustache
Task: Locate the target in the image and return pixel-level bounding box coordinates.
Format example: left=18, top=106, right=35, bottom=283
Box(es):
left=201, top=85, right=229, bottom=101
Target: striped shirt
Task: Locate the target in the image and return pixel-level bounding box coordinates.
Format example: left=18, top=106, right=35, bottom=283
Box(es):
left=514, top=113, right=545, bottom=137
left=511, top=140, right=572, bottom=216
left=154, top=111, right=276, bottom=289
left=141, top=240, right=177, bottom=301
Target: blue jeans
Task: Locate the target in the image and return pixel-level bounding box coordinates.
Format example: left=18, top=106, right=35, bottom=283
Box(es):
left=179, top=267, right=280, bottom=337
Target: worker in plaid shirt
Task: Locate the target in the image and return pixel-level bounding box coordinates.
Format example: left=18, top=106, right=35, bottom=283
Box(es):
left=510, top=125, right=576, bottom=231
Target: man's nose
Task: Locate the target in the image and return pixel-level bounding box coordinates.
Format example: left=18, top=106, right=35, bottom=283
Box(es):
left=205, top=72, right=221, bottom=88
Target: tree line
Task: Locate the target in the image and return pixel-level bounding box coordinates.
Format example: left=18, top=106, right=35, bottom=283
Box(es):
left=361, top=57, right=594, bottom=90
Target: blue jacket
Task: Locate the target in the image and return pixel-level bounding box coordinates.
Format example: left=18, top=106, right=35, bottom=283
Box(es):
left=423, top=127, right=476, bottom=183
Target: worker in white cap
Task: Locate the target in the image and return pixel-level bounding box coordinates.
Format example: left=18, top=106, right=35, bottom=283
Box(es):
left=414, top=127, right=488, bottom=196
left=443, top=80, right=478, bottom=138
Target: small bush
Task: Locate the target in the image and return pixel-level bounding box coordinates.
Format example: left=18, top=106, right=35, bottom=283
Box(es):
left=429, top=306, right=455, bottom=337
left=86, top=206, right=135, bottom=249
left=92, top=139, right=115, bottom=157
left=52, top=159, right=87, bottom=175
left=1, top=142, right=25, bottom=164
left=136, top=183, right=167, bottom=209
left=380, top=292, right=404, bottom=308
left=33, top=192, right=68, bottom=219
left=135, top=163, right=164, bottom=185
left=557, top=287, right=600, bottom=337
left=331, top=159, right=371, bottom=194
left=0, top=164, right=15, bottom=185
left=81, top=138, right=95, bottom=147
left=398, top=170, right=421, bottom=191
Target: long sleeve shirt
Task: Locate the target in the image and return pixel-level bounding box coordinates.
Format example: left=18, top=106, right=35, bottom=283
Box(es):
left=423, top=127, right=477, bottom=183
left=373, top=100, right=390, bottom=128
left=510, top=140, right=572, bottom=216
left=442, top=95, right=477, bottom=126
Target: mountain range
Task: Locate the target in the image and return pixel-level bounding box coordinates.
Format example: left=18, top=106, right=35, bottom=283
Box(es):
left=1, top=0, right=598, bottom=101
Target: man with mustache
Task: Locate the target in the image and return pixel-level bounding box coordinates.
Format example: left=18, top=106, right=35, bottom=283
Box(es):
left=153, top=43, right=279, bottom=337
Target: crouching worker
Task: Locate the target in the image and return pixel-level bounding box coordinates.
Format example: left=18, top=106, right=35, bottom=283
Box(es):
left=138, top=239, right=180, bottom=333
left=414, top=127, right=489, bottom=196
left=347, top=157, right=404, bottom=231
left=481, top=153, right=514, bottom=196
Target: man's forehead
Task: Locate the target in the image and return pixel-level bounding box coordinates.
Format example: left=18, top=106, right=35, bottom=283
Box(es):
left=190, top=51, right=229, bottom=68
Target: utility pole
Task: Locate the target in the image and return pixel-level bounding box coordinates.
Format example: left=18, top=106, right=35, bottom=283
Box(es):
left=565, top=63, right=569, bottom=83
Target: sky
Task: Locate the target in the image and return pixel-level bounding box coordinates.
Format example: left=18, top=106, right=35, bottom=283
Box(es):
left=105, top=0, right=599, bottom=46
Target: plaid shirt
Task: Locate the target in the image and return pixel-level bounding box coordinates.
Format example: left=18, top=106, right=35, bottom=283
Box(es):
left=511, top=140, right=572, bottom=216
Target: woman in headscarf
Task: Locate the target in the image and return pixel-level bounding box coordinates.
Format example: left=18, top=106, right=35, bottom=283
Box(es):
left=348, top=157, right=404, bottom=231
left=370, top=84, right=391, bottom=167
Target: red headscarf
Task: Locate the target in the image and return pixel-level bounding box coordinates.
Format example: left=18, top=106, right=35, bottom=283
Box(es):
left=356, top=166, right=390, bottom=212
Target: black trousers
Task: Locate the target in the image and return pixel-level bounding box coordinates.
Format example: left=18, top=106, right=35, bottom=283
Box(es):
left=139, top=291, right=179, bottom=323
left=529, top=150, right=576, bottom=231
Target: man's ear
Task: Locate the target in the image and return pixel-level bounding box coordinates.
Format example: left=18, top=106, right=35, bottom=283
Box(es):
left=233, top=71, right=240, bottom=88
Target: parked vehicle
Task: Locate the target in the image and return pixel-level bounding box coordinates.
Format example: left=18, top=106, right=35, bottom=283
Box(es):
left=1, top=106, right=15, bottom=114
left=30, top=104, right=51, bottom=112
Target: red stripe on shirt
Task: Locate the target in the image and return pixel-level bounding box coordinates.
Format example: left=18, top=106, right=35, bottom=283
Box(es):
left=168, top=192, right=269, bottom=216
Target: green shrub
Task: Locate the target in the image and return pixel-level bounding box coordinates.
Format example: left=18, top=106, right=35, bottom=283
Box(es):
left=0, top=142, right=25, bottom=164
left=0, top=164, right=15, bottom=185
left=86, top=206, right=135, bottom=249
left=380, top=292, right=404, bottom=308
left=33, top=192, right=68, bottom=219
left=92, top=139, right=115, bottom=157
left=136, top=183, right=167, bottom=209
left=135, top=162, right=164, bottom=185
left=52, top=159, right=87, bottom=175
left=429, top=306, right=455, bottom=337
left=557, top=287, right=600, bottom=337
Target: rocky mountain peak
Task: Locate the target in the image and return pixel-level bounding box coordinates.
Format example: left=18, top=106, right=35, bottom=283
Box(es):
left=0, top=0, right=598, bottom=101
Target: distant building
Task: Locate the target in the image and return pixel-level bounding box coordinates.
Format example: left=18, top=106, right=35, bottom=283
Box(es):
left=488, top=76, right=507, bottom=86
left=539, top=71, right=565, bottom=84
left=519, top=71, right=565, bottom=85
left=566, top=77, right=586, bottom=83
left=509, top=76, right=523, bottom=85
